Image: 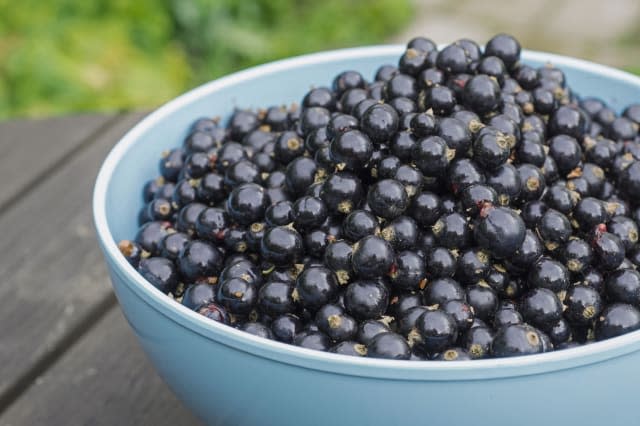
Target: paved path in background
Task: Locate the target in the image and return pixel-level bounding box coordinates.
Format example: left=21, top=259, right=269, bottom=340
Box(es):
left=391, top=0, right=640, bottom=69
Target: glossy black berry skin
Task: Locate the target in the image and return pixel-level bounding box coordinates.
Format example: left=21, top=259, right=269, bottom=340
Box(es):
left=400, top=308, right=434, bottom=339
left=226, top=183, right=269, bottom=226
left=422, top=85, right=457, bottom=116
left=329, top=341, right=367, bottom=357
left=390, top=131, right=417, bottom=162
left=399, top=48, right=429, bottom=76
left=408, top=191, right=441, bottom=227
left=384, top=73, right=418, bottom=101
left=135, top=221, right=172, bottom=255
left=412, top=136, right=452, bottom=176
left=343, top=210, right=379, bottom=242
left=432, top=212, right=471, bottom=250
left=197, top=173, right=226, bottom=205
left=595, top=303, right=640, bottom=341
left=220, top=258, right=261, bottom=284
left=608, top=216, right=639, bottom=252
left=381, top=216, right=418, bottom=250
left=294, top=330, right=331, bottom=351
left=393, top=165, right=423, bottom=197
left=356, top=319, right=391, bottom=345
left=516, top=164, right=545, bottom=202
left=517, top=137, right=546, bottom=168
left=265, top=201, right=293, bottom=227
left=485, top=34, right=520, bottom=69
left=493, top=305, right=523, bottom=329
left=361, top=103, right=399, bottom=144
left=482, top=166, right=519, bottom=207
left=240, top=322, right=273, bottom=339
left=302, top=87, right=336, bottom=109
left=592, top=231, right=625, bottom=271
left=605, top=269, right=640, bottom=306
left=261, top=226, right=304, bottom=267
left=323, top=241, right=353, bottom=278
left=491, top=324, right=544, bottom=358
left=561, top=238, right=593, bottom=274
left=344, top=280, right=389, bottom=320
left=466, top=284, right=499, bottom=321
left=390, top=250, right=425, bottom=291
left=351, top=235, right=394, bottom=279
left=178, top=240, right=224, bottom=281
left=528, top=257, right=570, bottom=293
left=511, top=230, right=543, bottom=269
left=195, top=207, right=228, bottom=243
left=409, top=111, right=436, bottom=136
left=442, top=299, right=475, bottom=332
left=537, top=209, right=573, bottom=251
left=464, top=325, right=494, bottom=359
left=292, top=196, right=328, bottom=230
left=216, top=277, right=258, bottom=315
left=184, top=131, right=217, bottom=155
left=438, top=117, right=472, bottom=155
left=459, top=184, right=498, bottom=217
left=367, top=178, right=409, bottom=219
left=182, top=283, right=216, bottom=310
left=456, top=248, right=491, bottom=285
left=285, top=157, right=319, bottom=197
left=315, top=304, right=358, bottom=342
left=196, top=302, right=229, bottom=324
left=321, top=172, right=364, bottom=215
left=473, top=131, right=511, bottom=170
left=436, top=44, right=471, bottom=74
left=474, top=204, right=526, bottom=258
left=138, top=257, right=178, bottom=293
left=258, top=281, right=296, bottom=317
left=367, top=332, right=410, bottom=360
left=330, top=130, right=374, bottom=171
left=448, top=158, right=485, bottom=194
left=573, top=197, right=607, bottom=232
left=424, top=277, right=465, bottom=306
left=548, top=105, right=588, bottom=139
left=463, top=75, right=501, bottom=114
left=271, top=314, right=303, bottom=343
left=426, top=247, right=457, bottom=279
left=332, top=70, right=365, bottom=96
left=565, top=284, right=603, bottom=326
left=295, top=266, right=339, bottom=310
left=415, top=309, right=458, bottom=354
left=520, top=288, right=563, bottom=331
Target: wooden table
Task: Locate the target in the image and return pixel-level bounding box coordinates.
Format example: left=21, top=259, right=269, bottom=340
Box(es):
left=0, top=113, right=203, bottom=425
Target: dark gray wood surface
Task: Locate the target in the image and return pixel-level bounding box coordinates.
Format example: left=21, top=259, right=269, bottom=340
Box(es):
left=0, top=308, right=200, bottom=426
left=0, top=113, right=201, bottom=425
left=0, top=114, right=117, bottom=211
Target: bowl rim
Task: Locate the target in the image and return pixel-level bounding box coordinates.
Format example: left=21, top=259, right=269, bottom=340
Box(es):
left=94, top=44, right=640, bottom=380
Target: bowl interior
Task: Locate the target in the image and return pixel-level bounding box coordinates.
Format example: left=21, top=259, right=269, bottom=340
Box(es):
left=95, top=46, right=640, bottom=379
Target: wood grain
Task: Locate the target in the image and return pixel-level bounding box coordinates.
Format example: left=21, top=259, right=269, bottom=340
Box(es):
left=0, top=113, right=145, bottom=402
left=0, top=307, right=202, bottom=426
left=0, top=114, right=117, bottom=211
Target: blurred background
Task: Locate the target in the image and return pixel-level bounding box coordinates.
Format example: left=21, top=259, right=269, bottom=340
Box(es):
left=1, top=0, right=638, bottom=120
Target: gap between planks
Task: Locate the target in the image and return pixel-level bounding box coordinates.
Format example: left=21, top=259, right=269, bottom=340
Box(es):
left=0, top=112, right=139, bottom=413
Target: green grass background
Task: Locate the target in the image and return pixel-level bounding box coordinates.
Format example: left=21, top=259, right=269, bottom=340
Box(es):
left=0, top=0, right=412, bottom=119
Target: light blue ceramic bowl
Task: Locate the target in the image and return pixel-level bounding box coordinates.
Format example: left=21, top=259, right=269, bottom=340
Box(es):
left=94, top=46, right=640, bottom=426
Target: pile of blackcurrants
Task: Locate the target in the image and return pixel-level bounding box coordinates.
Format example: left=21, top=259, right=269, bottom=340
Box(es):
left=119, top=34, right=640, bottom=360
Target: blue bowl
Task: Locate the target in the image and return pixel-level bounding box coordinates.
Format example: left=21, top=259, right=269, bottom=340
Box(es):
left=94, top=46, right=640, bottom=426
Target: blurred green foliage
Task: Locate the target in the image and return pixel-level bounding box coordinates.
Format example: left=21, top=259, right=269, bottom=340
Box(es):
left=0, top=0, right=412, bottom=119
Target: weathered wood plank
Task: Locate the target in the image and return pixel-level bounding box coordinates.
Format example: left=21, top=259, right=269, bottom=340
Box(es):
left=0, top=307, right=202, bottom=426
left=0, top=114, right=118, bottom=210
left=0, top=112, right=146, bottom=403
